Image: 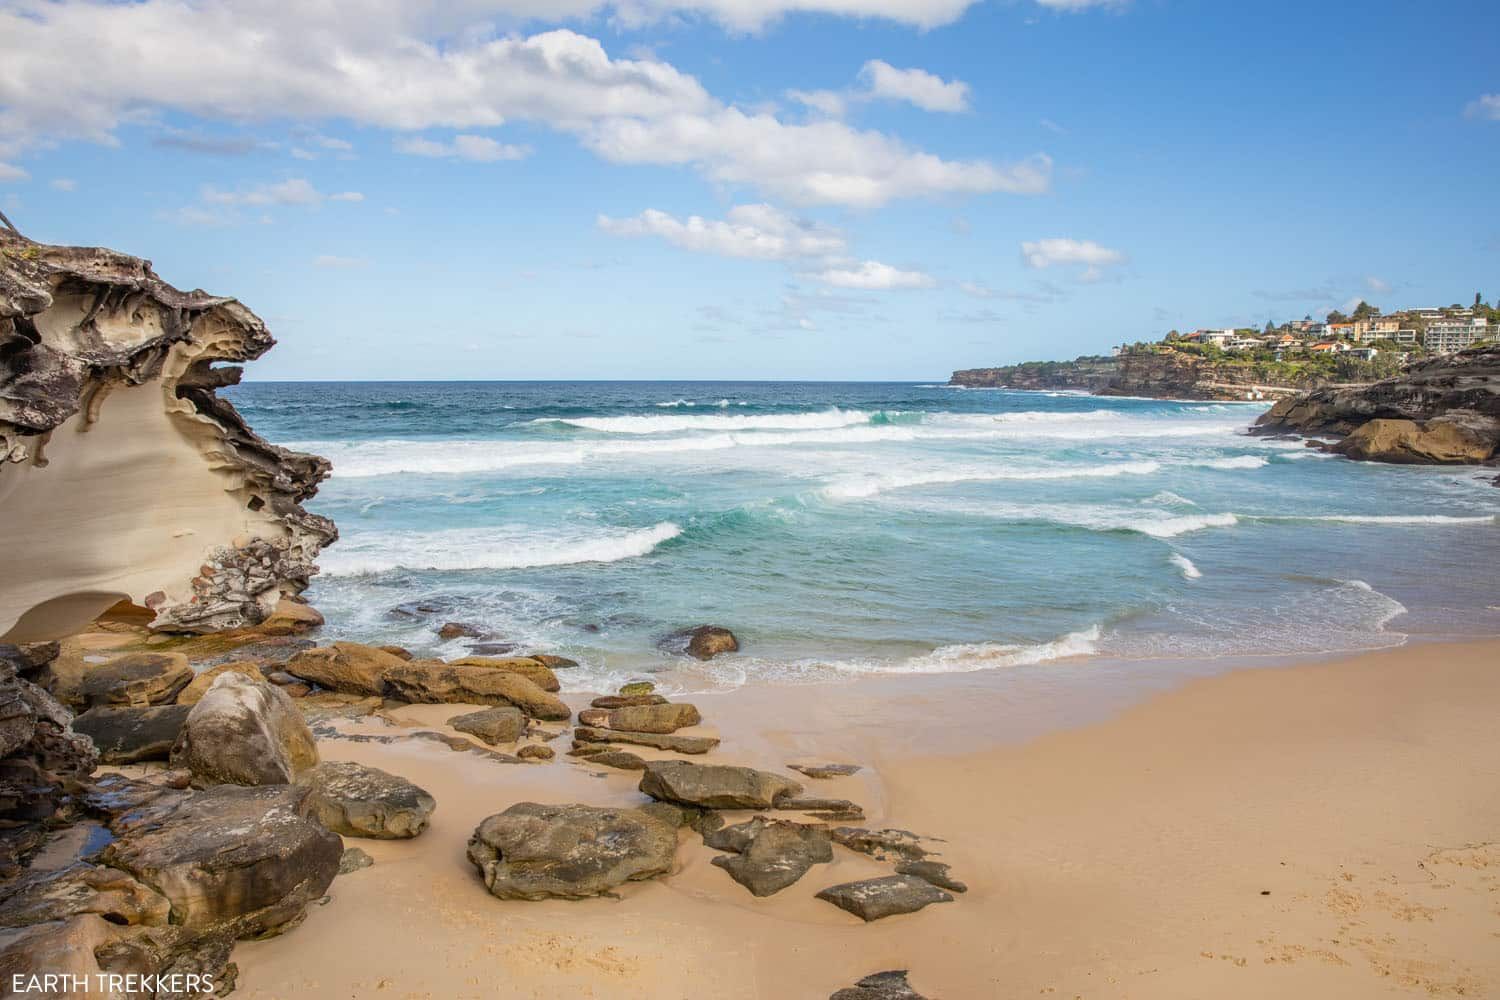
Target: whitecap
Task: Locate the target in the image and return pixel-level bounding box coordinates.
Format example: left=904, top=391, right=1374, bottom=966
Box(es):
left=318, top=522, right=682, bottom=576
left=1170, top=552, right=1203, bottom=579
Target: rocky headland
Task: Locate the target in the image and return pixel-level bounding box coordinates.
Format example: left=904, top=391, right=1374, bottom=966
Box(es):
left=1253, top=345, right=1500, bottom=468
left=0, top=230, right=336, bottom=643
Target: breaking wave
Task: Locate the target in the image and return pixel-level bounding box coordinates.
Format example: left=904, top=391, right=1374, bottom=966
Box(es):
left=319, top=522, right=682, bottom=576
left=1170, top=552, right=1203, bottom=579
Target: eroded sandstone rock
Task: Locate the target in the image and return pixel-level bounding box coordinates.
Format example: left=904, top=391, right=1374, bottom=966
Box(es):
left=662, top=625, right=739, bottom=660
left=707, top=816, right=833, bottom=897
left=815, top=875, right=953, bottom=922
left=639, top=761, right=801, bottom=810
left=605, top=702, right=702, bottom=734
left=830, top=970, right=929, bottom=1000
left=448, top=705, right=525, bottom=745
left=446, top=656, right=560, bottom=692
left=170, top=673, right=318, bottom=787
left=285, top=642, right=406, bottom=697
left=297, top=760, right=435, bottom=839
left=73, top=704, right=191, bottom=764
left=175, top=661, right=264, bottom=705
left=0, top=231, right=336, bottom=643
left=573, top=725, right=719, bottom=755
left=467, top=802, right=676, bottom=900
left=383, top=661, right=571, bottom=720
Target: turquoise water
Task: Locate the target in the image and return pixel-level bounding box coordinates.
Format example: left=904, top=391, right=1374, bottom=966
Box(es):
left=226, top=381, right=1500, bottom=693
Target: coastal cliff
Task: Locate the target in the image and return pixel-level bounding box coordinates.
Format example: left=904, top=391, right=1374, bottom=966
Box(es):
left=952, top=350, right=1358, bottom=401
left=1253, top=346, right=1500, bottom=466
left=0, top=231, right=336, bottom=642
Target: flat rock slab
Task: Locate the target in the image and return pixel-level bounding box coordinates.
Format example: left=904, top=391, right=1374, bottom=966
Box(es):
left=447, top=657, right=560, bottom=692
left=298, top=760, right=436, bottom=839
left=0, top=862, right=171, bottom=929
left=448, top=705, right=525, bottom=745
left=74, top=652, right=194, bottom=709
left=789, top=763, right=863, bottom=780
left=830, top=827, right=929, bottom=862
left=604, top=702, right=702, bottom=734
left=285, top=642, right=406, bottom=697
left=830, top=971, right=928, bottom=1000
left=775, top=795, right=864, bottom=821
left=100, top=783, right=341, bottom=937
left=573, top=725, right=719, bottom=755
left=583, top=749, right=647, bottom=771
left=73, top=704, right=191, bottom=764
left=639, top=760, right=802, bottom=810
left=895, top=860, right=967, bottom=893
left=816, top=875, right=953, bottom=922
left=338, top=848, right=375, bottom=875
left=589, top=694, right=667, bottom=710
left=383, top=661, right=571, bottom=720
left=467, top=802, right=676, bottom=900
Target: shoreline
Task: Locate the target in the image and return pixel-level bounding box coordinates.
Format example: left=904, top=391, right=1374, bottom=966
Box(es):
left=225, top=635, right=1500, bottom=998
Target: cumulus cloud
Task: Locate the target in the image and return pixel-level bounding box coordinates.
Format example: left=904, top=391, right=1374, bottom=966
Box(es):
left=858, top=60, right=969, bottom=113
left=0, top=4, right=1047, bottom=209
left=1035, top=0, right=1127, bottom=9
left=598, top=204, right=846, bottom=259
left=1020, top=237, right=1125, bottom=280
left=806, top=260, right=936, bottom=289
left=587, top=110, right=1050, bottom=206
left=49, top=178, right=77, bottom=192
left=203, top=178, right=326, bottom=206
left=0, top=162, right=27, bottom=183
left=395, top=134, right=532, bottom=162
left=1464, top=94, right=1500, bottom=120
left=313, top=254, right=369, bottom=268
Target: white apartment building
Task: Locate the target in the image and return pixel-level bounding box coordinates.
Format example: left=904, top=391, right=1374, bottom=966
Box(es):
left=1424, top=317, right=1491, bottom=354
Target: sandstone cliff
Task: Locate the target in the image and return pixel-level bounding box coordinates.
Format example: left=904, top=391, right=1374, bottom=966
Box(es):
left=0, top=231, right=336, bottom=641
left=1252, top=346, right=1500, bottom=466
left=951, top=351, right=1349, bottom=401
left=949, top=356, right=1119, bottom=392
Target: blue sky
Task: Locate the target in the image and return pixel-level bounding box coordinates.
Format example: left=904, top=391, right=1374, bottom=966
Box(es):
left=2, top=0, right=1497, bottom=380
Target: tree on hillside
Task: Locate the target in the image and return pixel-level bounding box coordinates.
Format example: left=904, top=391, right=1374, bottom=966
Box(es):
left=1264, top=320, right=1276, bottom=334
left=1327, top=309, right=1348, bottom=324
left=1476, top=292, right=1484, bottom=308
left=1351, top=300, right=1379, bottom=319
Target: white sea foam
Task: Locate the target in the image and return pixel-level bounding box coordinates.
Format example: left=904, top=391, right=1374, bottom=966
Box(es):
left=1188, top=455, right=1268, bottom=470
left=893, top=625, right=1102, bottom=674
left=1170, top=552, right=1203, bottom=579
left=1144, top=491, right=1198, bottom=507
left=1286, top=514, right=1496, bottom=525
left=877, top=497, right=1241, bottom=538
left=319, top=522, right=682, bottom=576
left=655, top=399, right=695, bottom=408
left=549, top=408, right=878, bottom=434
left=822, top=461, right=1165, bottom=500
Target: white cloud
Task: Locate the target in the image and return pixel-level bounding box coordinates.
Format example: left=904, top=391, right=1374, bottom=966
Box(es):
left=0, top=162, right=28, bottom=182
left=587, top=110, right=1050, bottom=206
left=395, top=134, right=532, bottom=162
left=858, top=60, right=969, bottom=113
left=50, top=178, right=77, bottom=191
left=1465, top=94, right=1500, bottom=121
left=598, top=204, right=846, bottom=259
left=1021, top=237, right=1125, bottom=280
left=329, top=191, right=365, bottom=202
left=0, top=6, right=1047, bottom=209
left=786, top=89, right=848, bottom=118
left=807, top=259, right=936, bottom=290
left=1035, top=0, right=1127, bottom=9
left=1364, top=276, right=1391, bottom=295
left=313, top=254, right=369, bottom=268
left=203, top=178, right=325, bottom=206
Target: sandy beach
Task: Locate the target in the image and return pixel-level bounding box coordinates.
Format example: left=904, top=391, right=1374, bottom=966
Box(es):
left=217, top=639, right=1500, bottom=999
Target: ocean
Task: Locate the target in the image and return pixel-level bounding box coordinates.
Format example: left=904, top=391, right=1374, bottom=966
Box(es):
left=225, top=381, right=1500, bottom=694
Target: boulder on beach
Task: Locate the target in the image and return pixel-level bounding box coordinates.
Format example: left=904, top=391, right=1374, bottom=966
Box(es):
left=170, top=673, right=319, bottom=787
left=573, top=725, right=719, bottom=755
left=830, top=971, right=929, bottom=1000
left=175, top=661, right=265, bottom=705
left=895, top=860, right=967, bottom=893
left=527, top=654, right=579, bottom=669
left=1332, top=412, right=1500, bottom=464
left=297, top=760, right=436, bottom=839
left=448, top=705, right=525, bottom=745
left=447, top=656, right=560, bottom=692
left=581, top=749, right=647, bottom=771
left=46, top=651, right=194, bottom=709
left=0, top=862, right=171, bottom=929
left=815, top=875, right=953, bottom=922
left=100, top=783, right=342, bottom=938
left=829, top=827, right=929, bottom=862
left=639, top=760, right=801, bottom=810
left=517, top=744, right=554, bottom=762
left=661, top=625, right=739, bottom=660
left=590, top=693, right=667, bottom=710
left=285, top=642, right=406, bottom=696
left=788, top=762, right=862, bottom=780
left=618, top=681, right=655, bottom=697
left=257, top=598, right=325, bottom=636
left=437, top=622, right=486, bottom=641
left=467, top=802, right=677, bottom=900
left=605, top=702, right=702, bottom=734
left=708, top=817, right=833, bottom=897
left=72, top=703, right=191, bottom=764
left=383, top=660, right=571, bottom=720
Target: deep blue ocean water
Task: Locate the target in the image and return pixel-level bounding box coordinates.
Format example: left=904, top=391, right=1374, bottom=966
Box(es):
left=225, top=381, right=1500, bottom=693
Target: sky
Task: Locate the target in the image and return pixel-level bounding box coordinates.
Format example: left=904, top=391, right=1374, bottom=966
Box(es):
left=1, top=0, right=1498, bottom=381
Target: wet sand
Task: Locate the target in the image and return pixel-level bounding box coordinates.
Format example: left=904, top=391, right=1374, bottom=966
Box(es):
left=232, top=639, right=1500, bottom=999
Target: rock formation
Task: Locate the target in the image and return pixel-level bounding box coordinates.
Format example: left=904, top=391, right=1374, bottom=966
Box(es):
left=0, top=231, right=336, bottom=642
left=1254, top=346, right=1500, bottom=466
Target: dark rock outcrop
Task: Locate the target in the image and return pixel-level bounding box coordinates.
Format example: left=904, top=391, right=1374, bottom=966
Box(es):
left=830, top=970, right=929, bottom=1000
left=467, top=802, right=676, bottom=900
left=0, top=662, right=96, bottom=875
left=707, top=816, right=833, bottom=896
left=73, top=703, right=191, bottom=764
left=0, top=231, right=336, bottom=642
left=1254, top=346, right=1500, bottom=466
left=816, top=875, right=953, bottom=922
left=661, top=625, right=739, bottom=660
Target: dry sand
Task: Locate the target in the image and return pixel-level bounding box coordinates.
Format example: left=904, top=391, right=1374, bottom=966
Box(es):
left=231, top=639, right=1500, bottom=999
